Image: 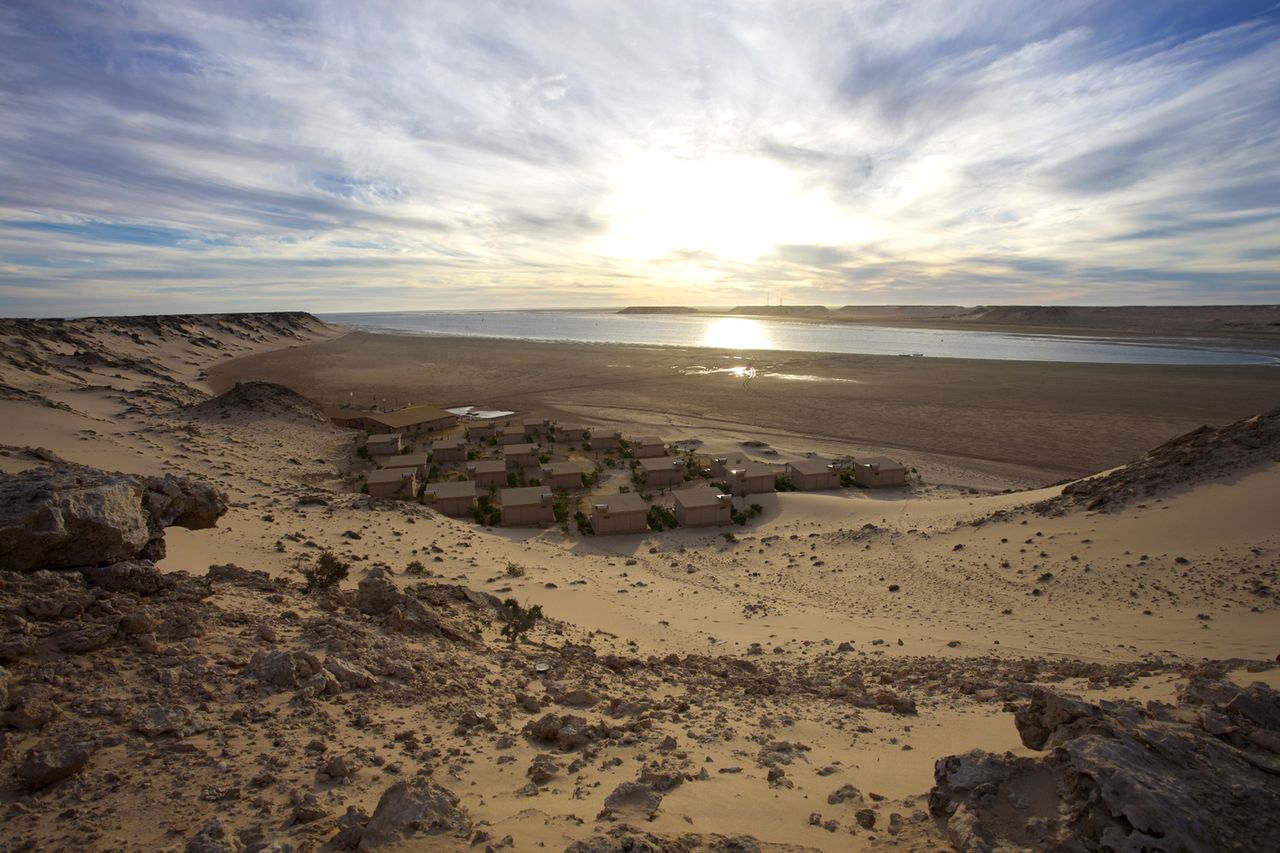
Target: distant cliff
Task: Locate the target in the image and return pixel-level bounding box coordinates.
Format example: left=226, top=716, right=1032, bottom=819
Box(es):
left=616, top=306, right=700, bottom=314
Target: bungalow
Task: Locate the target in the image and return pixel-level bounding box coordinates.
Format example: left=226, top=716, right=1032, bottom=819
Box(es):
left=630, top=436, right=666, bottom=458
left=504, top=442, right=540, bottom=470
left=638, top=456, right=684, bottom=488
left=710, top=455, right=749, bottom=478
left=556, top=422, right=586, bottom=443
left=366, top=468, right=417, bottom=499
left=327, top=405, right=457, bottom=434
left=674, top=485, right=733, bottom=527
left=728, top=462, right=776, bottom=496
left=787, top=458, right=840, bottom=491
left=466, top=422, right=496, bottom=442
left=422, top=480, right=477, bottom=517
left=431, top=438, right=467, bottom=464
left=501, top=486, right=556, bottom=527
left=496, top=425, right=527, bottom=446
left=541, top=460, right=588, bottom=490
left=852, top=457, right=908, bottom=488
left=590, top=492, right=649, bottom=535
left=365, top=432, right=402, bottom=457
left=589, top=430, right=623, bottom=452
left=467, top=459, right=508, bottom=489
left=376, top=452, right=431, bottom=477
left=523, top=417, right=551, bottom=439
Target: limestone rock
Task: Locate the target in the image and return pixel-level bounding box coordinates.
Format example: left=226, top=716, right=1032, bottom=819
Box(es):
left=18, top=740, right=91, bottom=788
left=600, top=781, right=663, bottom=820
left=930, top=681, right=1280, bottom=852
left=79, top=560, right=169, bottom=595
left=0, top=465, right=226, bottom=571
left=357, top=779, right=471, bottom=849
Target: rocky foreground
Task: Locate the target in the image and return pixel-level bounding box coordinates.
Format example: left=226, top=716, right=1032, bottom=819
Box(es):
left=1, top=461, right=1278, bottom=851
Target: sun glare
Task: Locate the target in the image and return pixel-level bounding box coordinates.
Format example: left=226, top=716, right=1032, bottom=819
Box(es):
left=701, top=317, right=772, bottom=350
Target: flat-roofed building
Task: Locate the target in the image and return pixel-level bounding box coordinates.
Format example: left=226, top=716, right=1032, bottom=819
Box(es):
left=589, top=430, right=623, bottom=452
left=466, top=422, right=496, bottom=442
left=366, top=468, right=417, bottom=499
left=541, top=460, right=588, bottom=490
left=467, top=459, right=508, bottom=489
left=327, top=405, right=457, bottom=434
left=729, top=462, right=776, bottom=496
left=376, top=452, right=431, bottom=477
left=431, top=438, right=467, bottom=464
left=422, top=480, right=476, bottom=517
left=710, top=455, right=748, bottom=478
left=590, top=492, right=648, bottom=535
left=556, top=422, right=586, bottom=443
left=852, top=457, right=907, bottom=488
left=496, top=424, right=526, bottom=446
left=501, top=486, right=555, bottom=527
left=365, top=433, right=402, bottom=457
left=674, top=485, right=733, bottom=527
left=787, top=458, right=840, bottom=491
left=630, top=436, right=666, bottom=458
left=639, top=456, right=684, bottom=487
left=523, top=417, right=551, bottom=439
left=504, top=443, right=540, bottom=470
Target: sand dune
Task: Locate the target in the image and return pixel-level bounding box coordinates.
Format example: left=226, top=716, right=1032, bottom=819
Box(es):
left=1, top=314, right=1277, bottom=851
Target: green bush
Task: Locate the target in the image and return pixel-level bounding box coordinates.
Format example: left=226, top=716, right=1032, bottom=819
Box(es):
left=775, top=475, right=796, bottom=492
left=472, top=495, right=502, bottom=526
left=505, top=562, right=526, bottom=578
left=574, top=511, right=594, bottom=536
left=647, top=504, right=678, bottom=530
left=499, top=598, right=543, bottom=643
left=356, top=445, right=371, bottom=460
left=301, top=550, right=349, bottom=592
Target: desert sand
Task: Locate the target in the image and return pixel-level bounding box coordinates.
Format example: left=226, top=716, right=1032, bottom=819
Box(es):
left=1, top=312, right=1278, bottom=852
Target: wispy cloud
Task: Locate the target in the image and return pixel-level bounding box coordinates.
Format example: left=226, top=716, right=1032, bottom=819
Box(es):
left=0, top=0, right=1277, bottom=315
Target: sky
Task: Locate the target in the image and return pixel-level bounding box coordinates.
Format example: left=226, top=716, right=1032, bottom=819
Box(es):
left=1, top=1, right=1278, bottom=316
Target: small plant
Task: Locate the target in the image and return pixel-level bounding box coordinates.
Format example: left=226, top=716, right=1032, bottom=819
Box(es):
left=647, top=504, right=678, bottom=531
left=539, top=452, right=551, bottom=464
left=553, top=498, right=571, bottom=524
left=731, top=503, right=764, bottom=526
left=505, top=562, right=526, bottom=578
left=356, top=444, right=371, bottom=460
left=775, top=475, right=796, bottom=492
left=499, top=598, right=543, bottom=643
left=467, top=449, right=478, bottom=461
left=301, top=549, right=349, bottom=592
left=405, top=559, right=426, bottom=575
left=574, top=511, right=595, bottom=536
left=472, top=494, right=502, bottom=526
left=507, top=471, right=518, bottom=488
left=401, top=445, right=413, bottom=455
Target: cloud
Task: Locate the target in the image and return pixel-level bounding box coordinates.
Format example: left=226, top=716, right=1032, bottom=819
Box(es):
left=0, top=0, right=1277, bottom=315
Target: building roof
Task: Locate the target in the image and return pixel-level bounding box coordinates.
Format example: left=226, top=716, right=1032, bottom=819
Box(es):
left=631, top=435, right=664, bottom=446
left=367, top=468, right=415, bottom=485
left=788, top=458, right=835, bottom=476
left=731, top=462, right=776, bottom=478
left=542, top=461, right=586, bottom=476
left=501, top=486, right=553, bottom=506
left=857, top=456, right=905, bottom=471
left=524, top=417, right=550, bottom=427
left=674, top=485, right=732, bottom=508
left=592, top=492, right=647, bottom=514
left=367, top=433, right=402, bottom=443
left=361, top=405, right=456, bottom=430
left=432, top=438, right=465, bottom=451
left=423, top=480, right=476, bottom=500
left=504, top=442, right=539, bottom=456
left=468, top=459, right=506, bottom=474
left=378, top=453, right=430, bottom=469
left=557, top=422, right=584, bottom=432
left=640, top=456, right=683, bottom=473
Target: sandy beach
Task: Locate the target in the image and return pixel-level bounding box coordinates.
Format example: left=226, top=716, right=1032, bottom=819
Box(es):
left=211, top=330, right=1280, bottom=488
left=2, top=313, right=1278, bottom=852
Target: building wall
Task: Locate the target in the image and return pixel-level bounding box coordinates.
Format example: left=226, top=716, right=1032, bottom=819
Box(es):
left=734, top=474, right=775, bottom=496
left=498, top=432, right=526, bottom=446
left=431, top=496, right=475, bottom=517
left=547, top=472, right=582, bottom=490
left=592, top=510, right=648, bottom=535
left=433, top=447, right=466, bottom=463
left=502, top=503, right=554, bottom=527
left=853, top=467, right=906, bottom=488
left=675, top=503, right=731, bottom=527
left=644, top=469, right=683, bottom=487
left=633, top=444, right=665, bottom=458
left=793, top=470, right=840, bottom=491
left=506, top=453, right=538, bottom=470
left=559, top=429, right=585, bottom=443
left=473, top=471, right=506, bottom=489
left=591, top=437, right=621, bottom=451
left=367, top=478, right=414, bottom=499
left=367, top=439, right=401, bottom=456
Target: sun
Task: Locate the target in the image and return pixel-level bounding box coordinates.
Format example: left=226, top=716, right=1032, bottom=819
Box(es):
left=701, top=317, right=772, bottom=350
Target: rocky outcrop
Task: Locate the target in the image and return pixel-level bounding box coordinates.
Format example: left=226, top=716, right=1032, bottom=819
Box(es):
left=0, top=464, right=226, bottom=571
left=929, top=679, right=1280, bottom=852
left=1037, top=407, right=1280, bottom=514
left=181, top=380, right=328, bottom=424
left=357, top=779, right=471, bottom=849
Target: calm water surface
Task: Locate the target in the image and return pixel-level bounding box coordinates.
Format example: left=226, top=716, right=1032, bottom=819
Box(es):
left=320, top=310, right=1280, bottom=366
